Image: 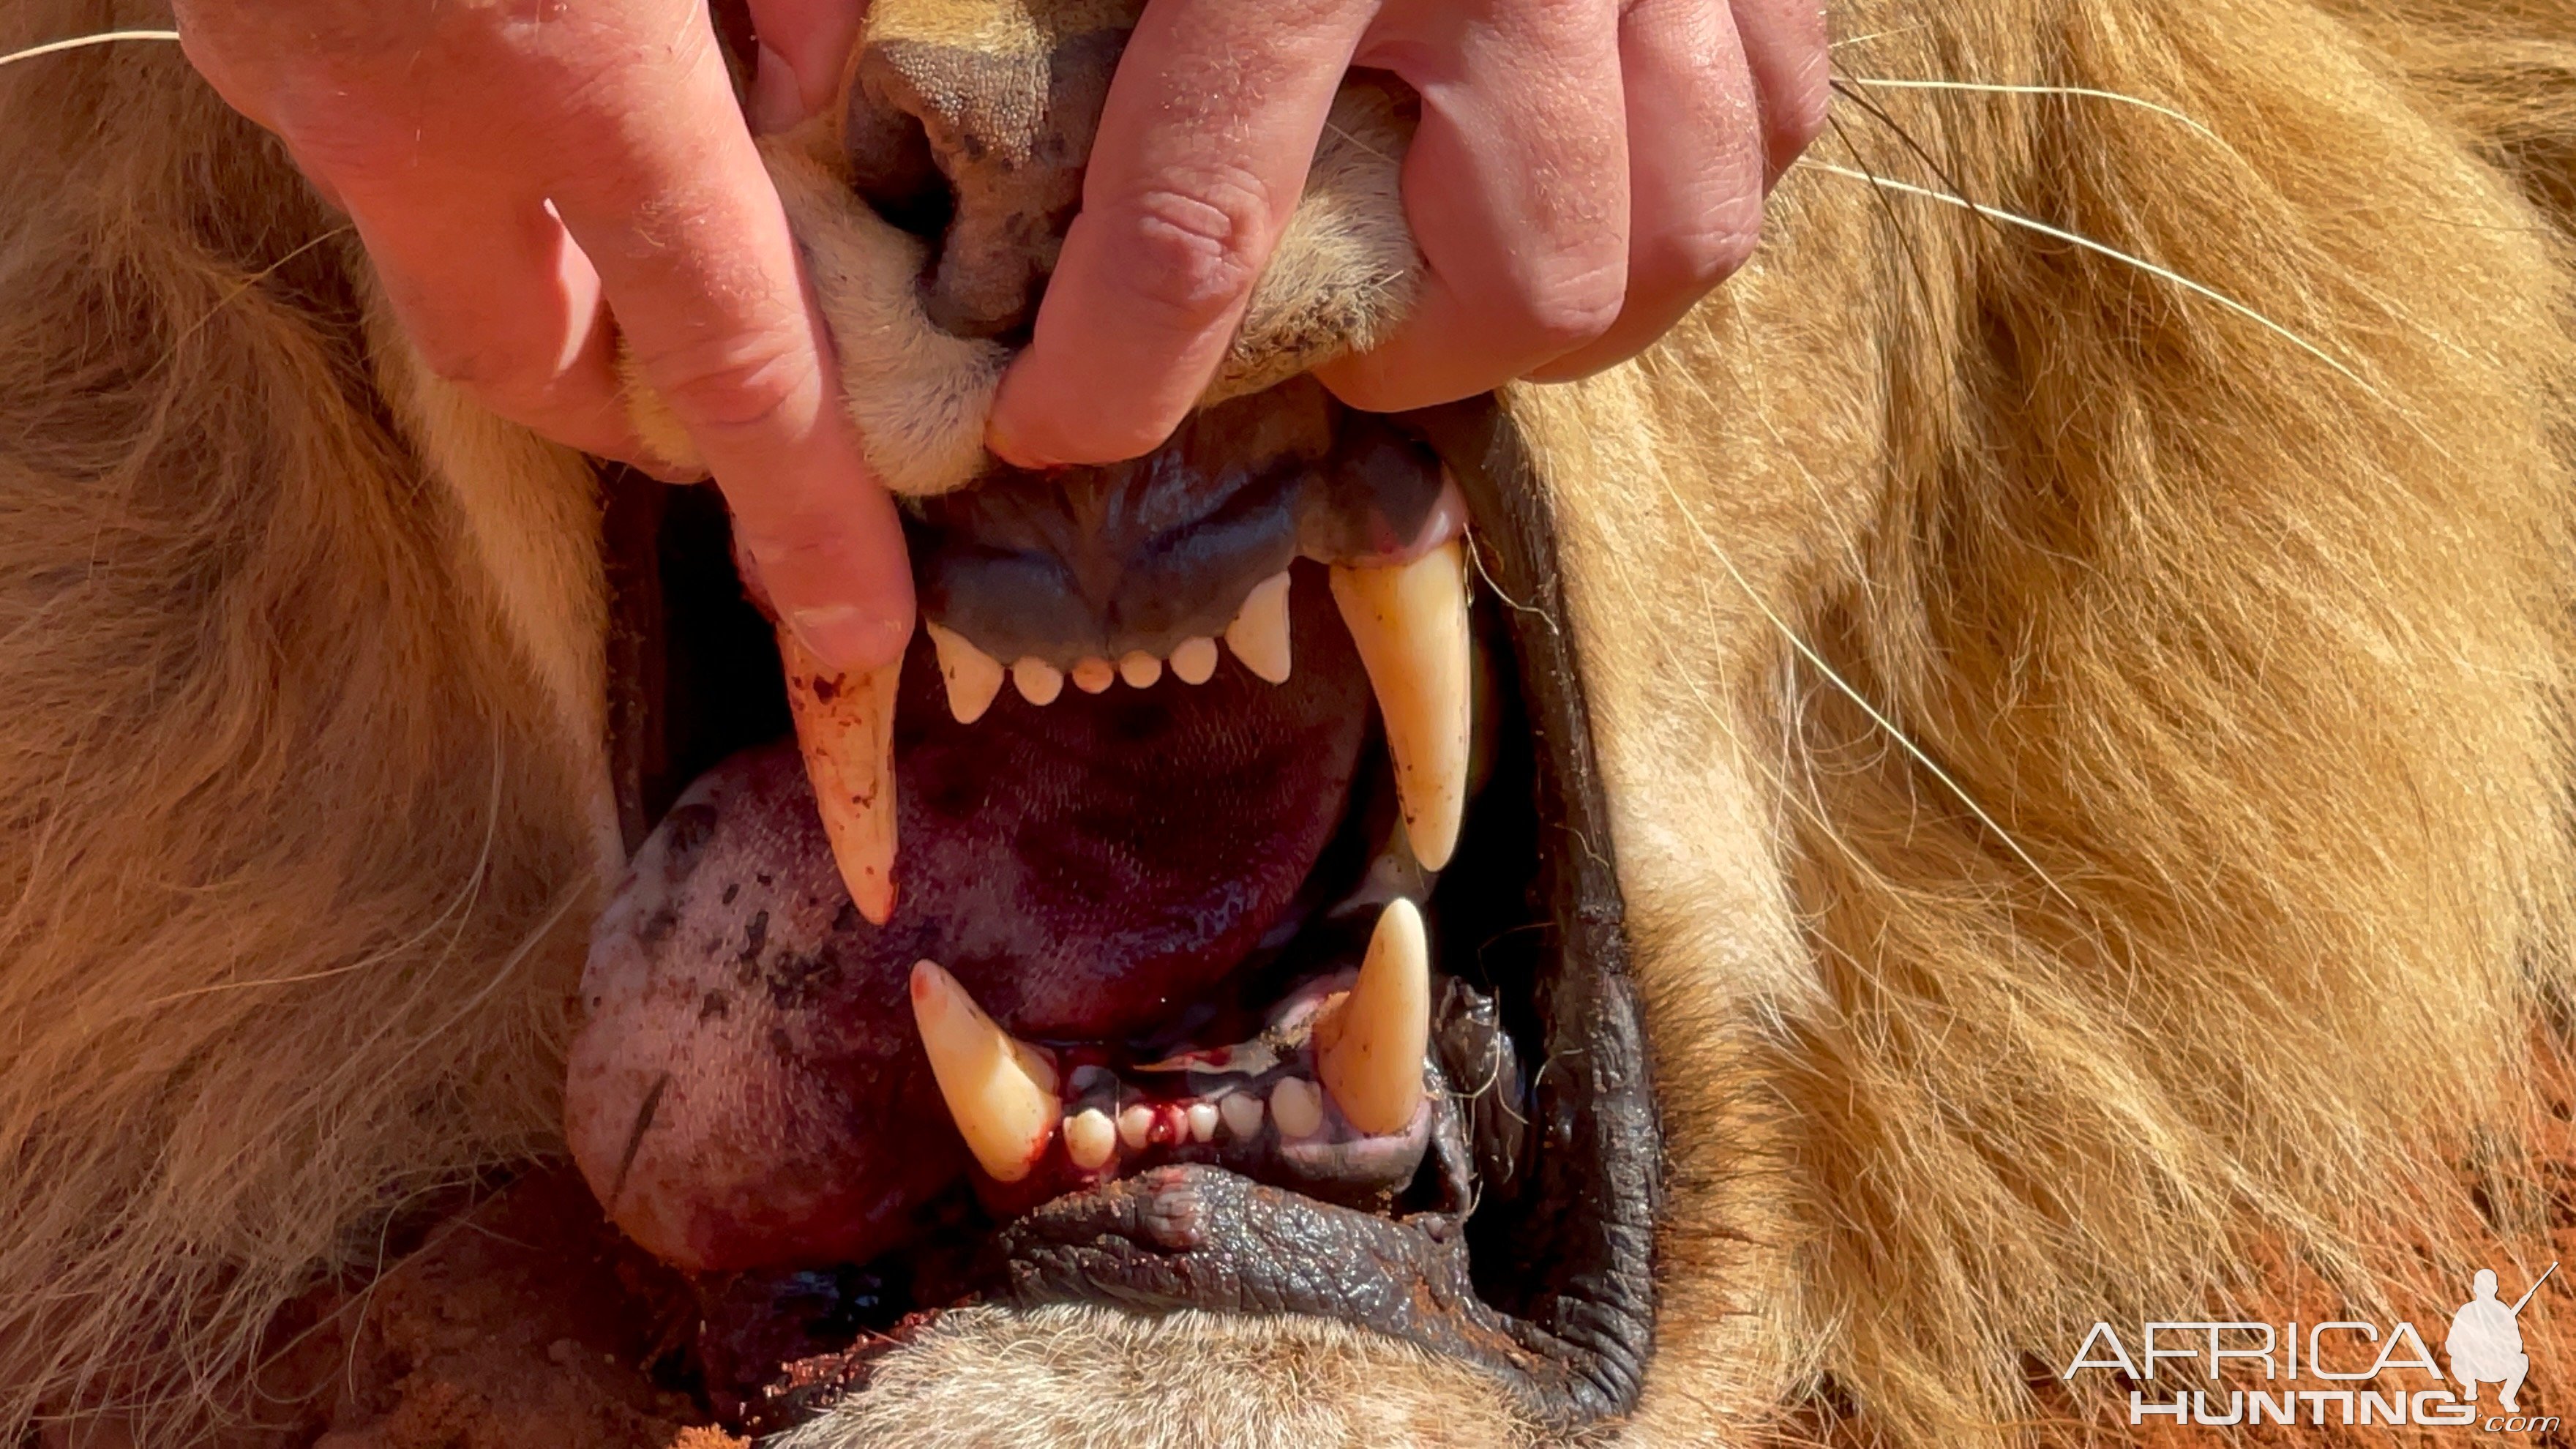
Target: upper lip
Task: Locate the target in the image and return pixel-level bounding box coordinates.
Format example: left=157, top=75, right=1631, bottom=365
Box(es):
left=599, top=396, right=1660, bottom=1437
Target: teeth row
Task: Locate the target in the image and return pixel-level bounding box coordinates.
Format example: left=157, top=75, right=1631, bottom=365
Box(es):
left=790, top=508, right=1472, bottom=929
left=907, top=899, right=1431, bottom=1181
left=924, top=572, right=1293, bottom=722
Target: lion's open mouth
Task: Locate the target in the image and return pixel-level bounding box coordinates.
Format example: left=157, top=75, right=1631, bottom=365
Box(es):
left=572, top=389, right=1655, bottom=1431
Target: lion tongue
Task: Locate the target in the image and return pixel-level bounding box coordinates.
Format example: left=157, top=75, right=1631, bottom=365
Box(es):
left=564, top=574, right=1371, bottom=1271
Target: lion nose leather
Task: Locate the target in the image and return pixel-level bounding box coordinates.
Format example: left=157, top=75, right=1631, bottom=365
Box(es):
left=842, top=0, right=1141, bottom=340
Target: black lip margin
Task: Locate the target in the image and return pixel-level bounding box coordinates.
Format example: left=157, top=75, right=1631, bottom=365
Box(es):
left=984, top=396, right=1662, bottom=1431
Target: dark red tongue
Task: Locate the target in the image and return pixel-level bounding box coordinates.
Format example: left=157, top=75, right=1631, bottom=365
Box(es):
left=566, top=566, right=1368, bottom=1272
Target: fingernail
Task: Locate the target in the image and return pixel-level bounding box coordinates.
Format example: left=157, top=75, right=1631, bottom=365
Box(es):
left=984, top=415, right=1057, bottom=472
left=749, top=43, right=806, bottom=134
left=790, top=604, right=913, bottom=673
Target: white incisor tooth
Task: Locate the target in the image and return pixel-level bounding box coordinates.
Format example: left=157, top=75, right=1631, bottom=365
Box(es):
left=909, top=961, right=1060, bottom=1183
left=1224, top=572, right=1294, bottom=684
left=1012, top=656, right=1064, bottom=705
left=1118, top=651, right=1162, bottom=689
left=1169, top=636, right=1218, bottom=685
left=779, top=629, right=901, bottom=924
left=1218, top=1092, right=1264, bottom=1139
left=1328, top=540, right=1470, bottom=871
left=1270, top=1077, right=1325, bottom=1139
left=1065, top=1108, right=1117, bottom=1170
left=1072, top=657, right=1116, bottom=694
left=1186, top=1101, right=1219, bottom=1142
left=1313, top=896, right=1431, bottom=1136
left=925, top=621, right=1005, bottom=724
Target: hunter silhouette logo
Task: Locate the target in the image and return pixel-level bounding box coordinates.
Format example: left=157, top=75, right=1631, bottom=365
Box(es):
left=2060, top=1262, right=2561, bottom=1431
left=2449, top=1264, right=2554, bottom=1413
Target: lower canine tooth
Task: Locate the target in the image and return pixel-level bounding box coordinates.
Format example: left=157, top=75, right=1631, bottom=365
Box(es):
left=779, top=631, right=901, bottom=924
left=1118, top=651, right=1162, bottom=689
left=1313, top=897, right=1431, bottom=1136
left=1012, top=657, right=1064, bottom=705
left=909, top=961, right=1059, bottom=1183
left=1270, top=1078, right=1325, bottom=1139
left=925, top=621, right=1005, bottom=724
left=1224, top=572, right=1294, bottom=684
left=1329, top=539, right=1471, bottom=871
left=1072, top=657, right=1116, bottom=694
left=1065, top=1108, right=1117, bottom=1170
left=1170, top=636, right=1218, bottom=684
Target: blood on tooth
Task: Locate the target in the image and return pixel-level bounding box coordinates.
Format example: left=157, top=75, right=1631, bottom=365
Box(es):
left=1223, top=572, right=1294, bottom=684
left=1011, top=657, right=1064, bottom=705
left=1117, top=1103, right=1153, bottom=1151
left=1169, top=636, right=1218, bottom=685
left=924, top=620, right=1006, bottom=724
left=1066, top=1108, right=1117, bottom=1170
left=1072, top=657, right=1116, bottom=694
left=1270, top=1078, right=1325, bottom=1139
left=779, top=632, right=900, bottom=925
left=1218, top=1092, right=1264, bottom=1139
left=1118, top=651, right=1162, bottom=689
left=1186, top=1101, right=1218, bottom=1142
left=908, top=962, right=1060, bottom=1183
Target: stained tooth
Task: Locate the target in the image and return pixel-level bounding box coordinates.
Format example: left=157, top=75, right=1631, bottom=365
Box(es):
left=1065, top=1108, right=1117, bottom=1170
left=1186, top=1101, right=1219, bottom=1142
left=908, top=961, right=1059, bottom=1183
left=779, top=632, right=901, bottom=924
left=1270, top=1078, right=1325, bottom=1140
left=1170, top=636, right=1218, bottom=685
left=1218, top=1092, right=1265, bottom=1139
left=1072, top=657, right=1116, bottom=694
left=1223, top=572, right=1294, bottom=684
left=924, top=621, right=1006, bottom=724
left=1118, top=651, right=1163, bottom=689
left=1011, top=657, right=1064, bottom=705
left=1117, top=1103, right=1154, bottom=1151
left=1328, top=539, right=1470, bottom=871
left=1313, top=897, right=1431, bottom=1136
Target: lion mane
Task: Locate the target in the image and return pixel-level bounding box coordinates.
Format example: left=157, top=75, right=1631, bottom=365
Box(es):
left=4, top=0, right=2576, bottom=1444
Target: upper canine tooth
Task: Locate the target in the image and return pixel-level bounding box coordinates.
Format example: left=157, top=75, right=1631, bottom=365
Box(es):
left=1224, top=572, right=1294, bottom=684
left=779, top=630, right=901, bottom=924
left=1313, top=897, right=1431, bottom=1136
left=925, top=621, right=1005, bottom=724
left=910, top=960, right=1060, bottom=1183
left=1011, top=656, right=1064, bottom=705
left=1118, top=651, right=1162, bottom=689
left=1328, top=540, right=1470, bottom=871
left=1169, top=636, right=1218, bottom=685
left=1072, top=657, right=1116, bottom=694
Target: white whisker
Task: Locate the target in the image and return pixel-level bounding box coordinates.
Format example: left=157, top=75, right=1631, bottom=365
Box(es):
left=1806, top=161, right=2378, bottom=398
left=1840, top=76, right=2225, bottom=146
left=0, top=29, right=181, bottom=71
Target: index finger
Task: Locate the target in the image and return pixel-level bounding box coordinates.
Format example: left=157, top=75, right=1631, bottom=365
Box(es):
left=545, top=13, right=916, bottom=672
left=983, top=0, right=1373, bottom=468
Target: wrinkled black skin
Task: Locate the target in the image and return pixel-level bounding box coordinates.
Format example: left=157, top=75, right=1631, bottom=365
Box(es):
left=599, top=399, right=1662, bottom=1435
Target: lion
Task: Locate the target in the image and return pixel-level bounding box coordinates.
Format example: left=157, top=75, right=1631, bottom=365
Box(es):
left=4, top=0, right=2575, bottom=1444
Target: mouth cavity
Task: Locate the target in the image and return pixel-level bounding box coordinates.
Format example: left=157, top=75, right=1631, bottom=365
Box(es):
left=577, top=397, right=1658, bottom=1437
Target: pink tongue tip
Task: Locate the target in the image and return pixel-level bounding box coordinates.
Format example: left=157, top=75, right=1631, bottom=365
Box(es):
left=566, top=569, right=1374, bottom=1271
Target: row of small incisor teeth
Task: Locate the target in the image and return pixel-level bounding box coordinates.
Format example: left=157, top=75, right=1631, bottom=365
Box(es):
left=908, top=899, right=1432, bottom=1180
left=921, top=570, right=1295, bottom=725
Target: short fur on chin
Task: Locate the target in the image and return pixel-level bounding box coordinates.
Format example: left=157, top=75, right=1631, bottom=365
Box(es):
left=0, top=0, right=2572, bottom=1446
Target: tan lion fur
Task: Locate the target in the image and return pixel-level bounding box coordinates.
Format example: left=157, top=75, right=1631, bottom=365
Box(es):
left=3, top=0, right=2575, bottom=1444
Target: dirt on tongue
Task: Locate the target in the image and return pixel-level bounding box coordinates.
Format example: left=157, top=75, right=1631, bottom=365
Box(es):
left=566, top=568, right=1371, bottom=1273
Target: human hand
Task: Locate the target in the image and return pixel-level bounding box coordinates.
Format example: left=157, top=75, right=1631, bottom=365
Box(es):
left=173, top=0, right=914, bottom=673
left=985, top=0, right=1832, bottom=468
